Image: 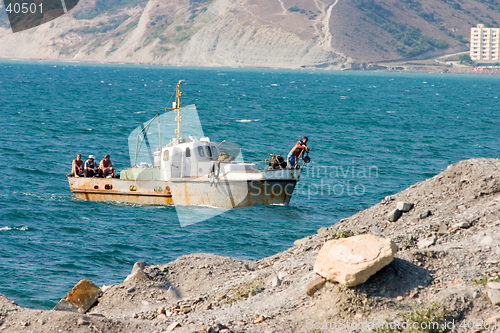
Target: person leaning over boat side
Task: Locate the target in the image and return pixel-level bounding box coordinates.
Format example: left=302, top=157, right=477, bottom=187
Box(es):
left=99, top=154, right=115, bottom=178
left=287, top=136, right=309, bottom=169
left=72, top=153, right=84, bottom=177
left=85, top=155, right=102, bottom=177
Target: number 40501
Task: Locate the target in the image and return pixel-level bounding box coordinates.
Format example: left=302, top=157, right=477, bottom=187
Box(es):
left=5, top=3, right=43, bottom=14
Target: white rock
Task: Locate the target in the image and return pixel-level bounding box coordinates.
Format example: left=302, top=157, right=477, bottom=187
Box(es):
left=166, top=321, right=180, bottom=331
left=269, top=275, right=281, bottom=287
left=368, top=225, right=382, bottom=235
left=451, top=222, right=470, bottom=229
left=277, top=271, right=287, bottom=280
left=397, top=202, right=414, bottom=212
left=487, top=282, right=500, bottom=290
left=101, top=285, right=113, bottom=293
left=125, top=269, right=150, bottom=282
left=294, top=236, right=310, bottom=247
left=480, top=236, right=494, bottom=245
left=488, top=289, right=500, bottom=306
left=317, top=227, right=328, bottom=235
left=314, top=234, right=397, bottom=287
left=417, top=236, right=436, bottom=249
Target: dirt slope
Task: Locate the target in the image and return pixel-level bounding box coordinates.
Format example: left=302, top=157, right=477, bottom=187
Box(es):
left=1, top=158, right=500, bottom=333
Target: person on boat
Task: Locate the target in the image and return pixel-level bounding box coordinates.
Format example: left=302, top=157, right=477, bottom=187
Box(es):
left=99, top=154, right=115, bottom=178
left=287, top=136, right=309, bottom=169
left=71, top=154, right=84, bottom=177
left=85, top=155, right=101, bottom=177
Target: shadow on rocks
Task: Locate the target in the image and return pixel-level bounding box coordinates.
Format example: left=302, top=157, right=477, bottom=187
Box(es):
left=355, top=258, right=432, bottom=298
left=145, top=266, right=183, bottom=299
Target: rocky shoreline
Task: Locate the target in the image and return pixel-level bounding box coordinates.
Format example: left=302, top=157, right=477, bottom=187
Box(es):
left=2, top=158, right=500, bottom=333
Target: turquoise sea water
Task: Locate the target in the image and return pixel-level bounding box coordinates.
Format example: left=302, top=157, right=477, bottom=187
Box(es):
left=0, top=61, right=499, bottom=309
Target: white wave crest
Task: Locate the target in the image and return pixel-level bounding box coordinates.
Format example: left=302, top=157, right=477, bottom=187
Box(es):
left=236, top=119, right=259, bottom=123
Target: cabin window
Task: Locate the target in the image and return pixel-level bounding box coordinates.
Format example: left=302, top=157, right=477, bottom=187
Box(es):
left=211, top=146, right=218, bottom=157
left=205, top=146, right=212, bottom=158
left=186, top=148, right=191, bottom=157
left=163, top=150, right=169, bottom=161
left=197, top=146, right=205, bottom=157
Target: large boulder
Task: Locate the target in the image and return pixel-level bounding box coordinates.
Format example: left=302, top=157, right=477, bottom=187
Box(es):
left=54, top=279, right=102, bottom=313
left=314, top=234, right=397, bottom=287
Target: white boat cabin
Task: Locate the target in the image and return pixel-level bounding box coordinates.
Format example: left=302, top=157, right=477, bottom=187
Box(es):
left=154, top=136, right=258, bottom=180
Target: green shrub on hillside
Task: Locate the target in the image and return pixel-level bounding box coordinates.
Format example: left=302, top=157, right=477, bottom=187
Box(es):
left=356, top=0, right=393, bottom=18
left=417, top=11, right=435, bottom=22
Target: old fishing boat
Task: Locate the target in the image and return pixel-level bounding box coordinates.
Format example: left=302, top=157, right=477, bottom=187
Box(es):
left=67, top=82, right=308, bottom=209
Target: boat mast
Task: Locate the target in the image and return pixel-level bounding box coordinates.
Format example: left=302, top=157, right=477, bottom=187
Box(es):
left=165, top=80, right=183, bottom=139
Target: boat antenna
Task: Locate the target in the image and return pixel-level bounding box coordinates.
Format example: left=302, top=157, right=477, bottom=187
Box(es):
left=165, top=80, right=183, bottom=139
left=157, top=115, right=161, bottom=151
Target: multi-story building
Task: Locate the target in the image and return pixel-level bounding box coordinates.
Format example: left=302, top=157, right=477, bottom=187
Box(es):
left=470, top=24, right=500, bottom=62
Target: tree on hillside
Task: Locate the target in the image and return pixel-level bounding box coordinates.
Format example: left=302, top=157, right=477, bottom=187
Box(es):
left=459, top=54, right=473, bottom=65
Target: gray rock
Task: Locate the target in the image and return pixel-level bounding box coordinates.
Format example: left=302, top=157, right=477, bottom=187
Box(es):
left=419, top=210, right=432, bottom=219
left=132, top=261, right=147, bottom=274
left=388, top=209, right=402, bottom=222
left=488, top=289, right=500, bottom=306
left=397, top=202, right=414, bottom=212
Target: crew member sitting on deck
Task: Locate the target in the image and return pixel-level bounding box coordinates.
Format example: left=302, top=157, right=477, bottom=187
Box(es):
left=287, top=136, right=309, bottom=169
left=85, top=155, right=102, bottom=177
left=99, top=154, right=115, bottom=178
left=72, top=153, right=84, bottom=177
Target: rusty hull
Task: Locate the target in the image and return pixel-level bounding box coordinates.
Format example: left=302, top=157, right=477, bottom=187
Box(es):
left=67, top=177, right=173, bottom=205
left=68, top=176, right=297, bottom=208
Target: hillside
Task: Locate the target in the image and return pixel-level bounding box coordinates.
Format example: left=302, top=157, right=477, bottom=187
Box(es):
left=1, top=158, right=500, bottom=332
left=0, top=0, right=499, bottom=69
